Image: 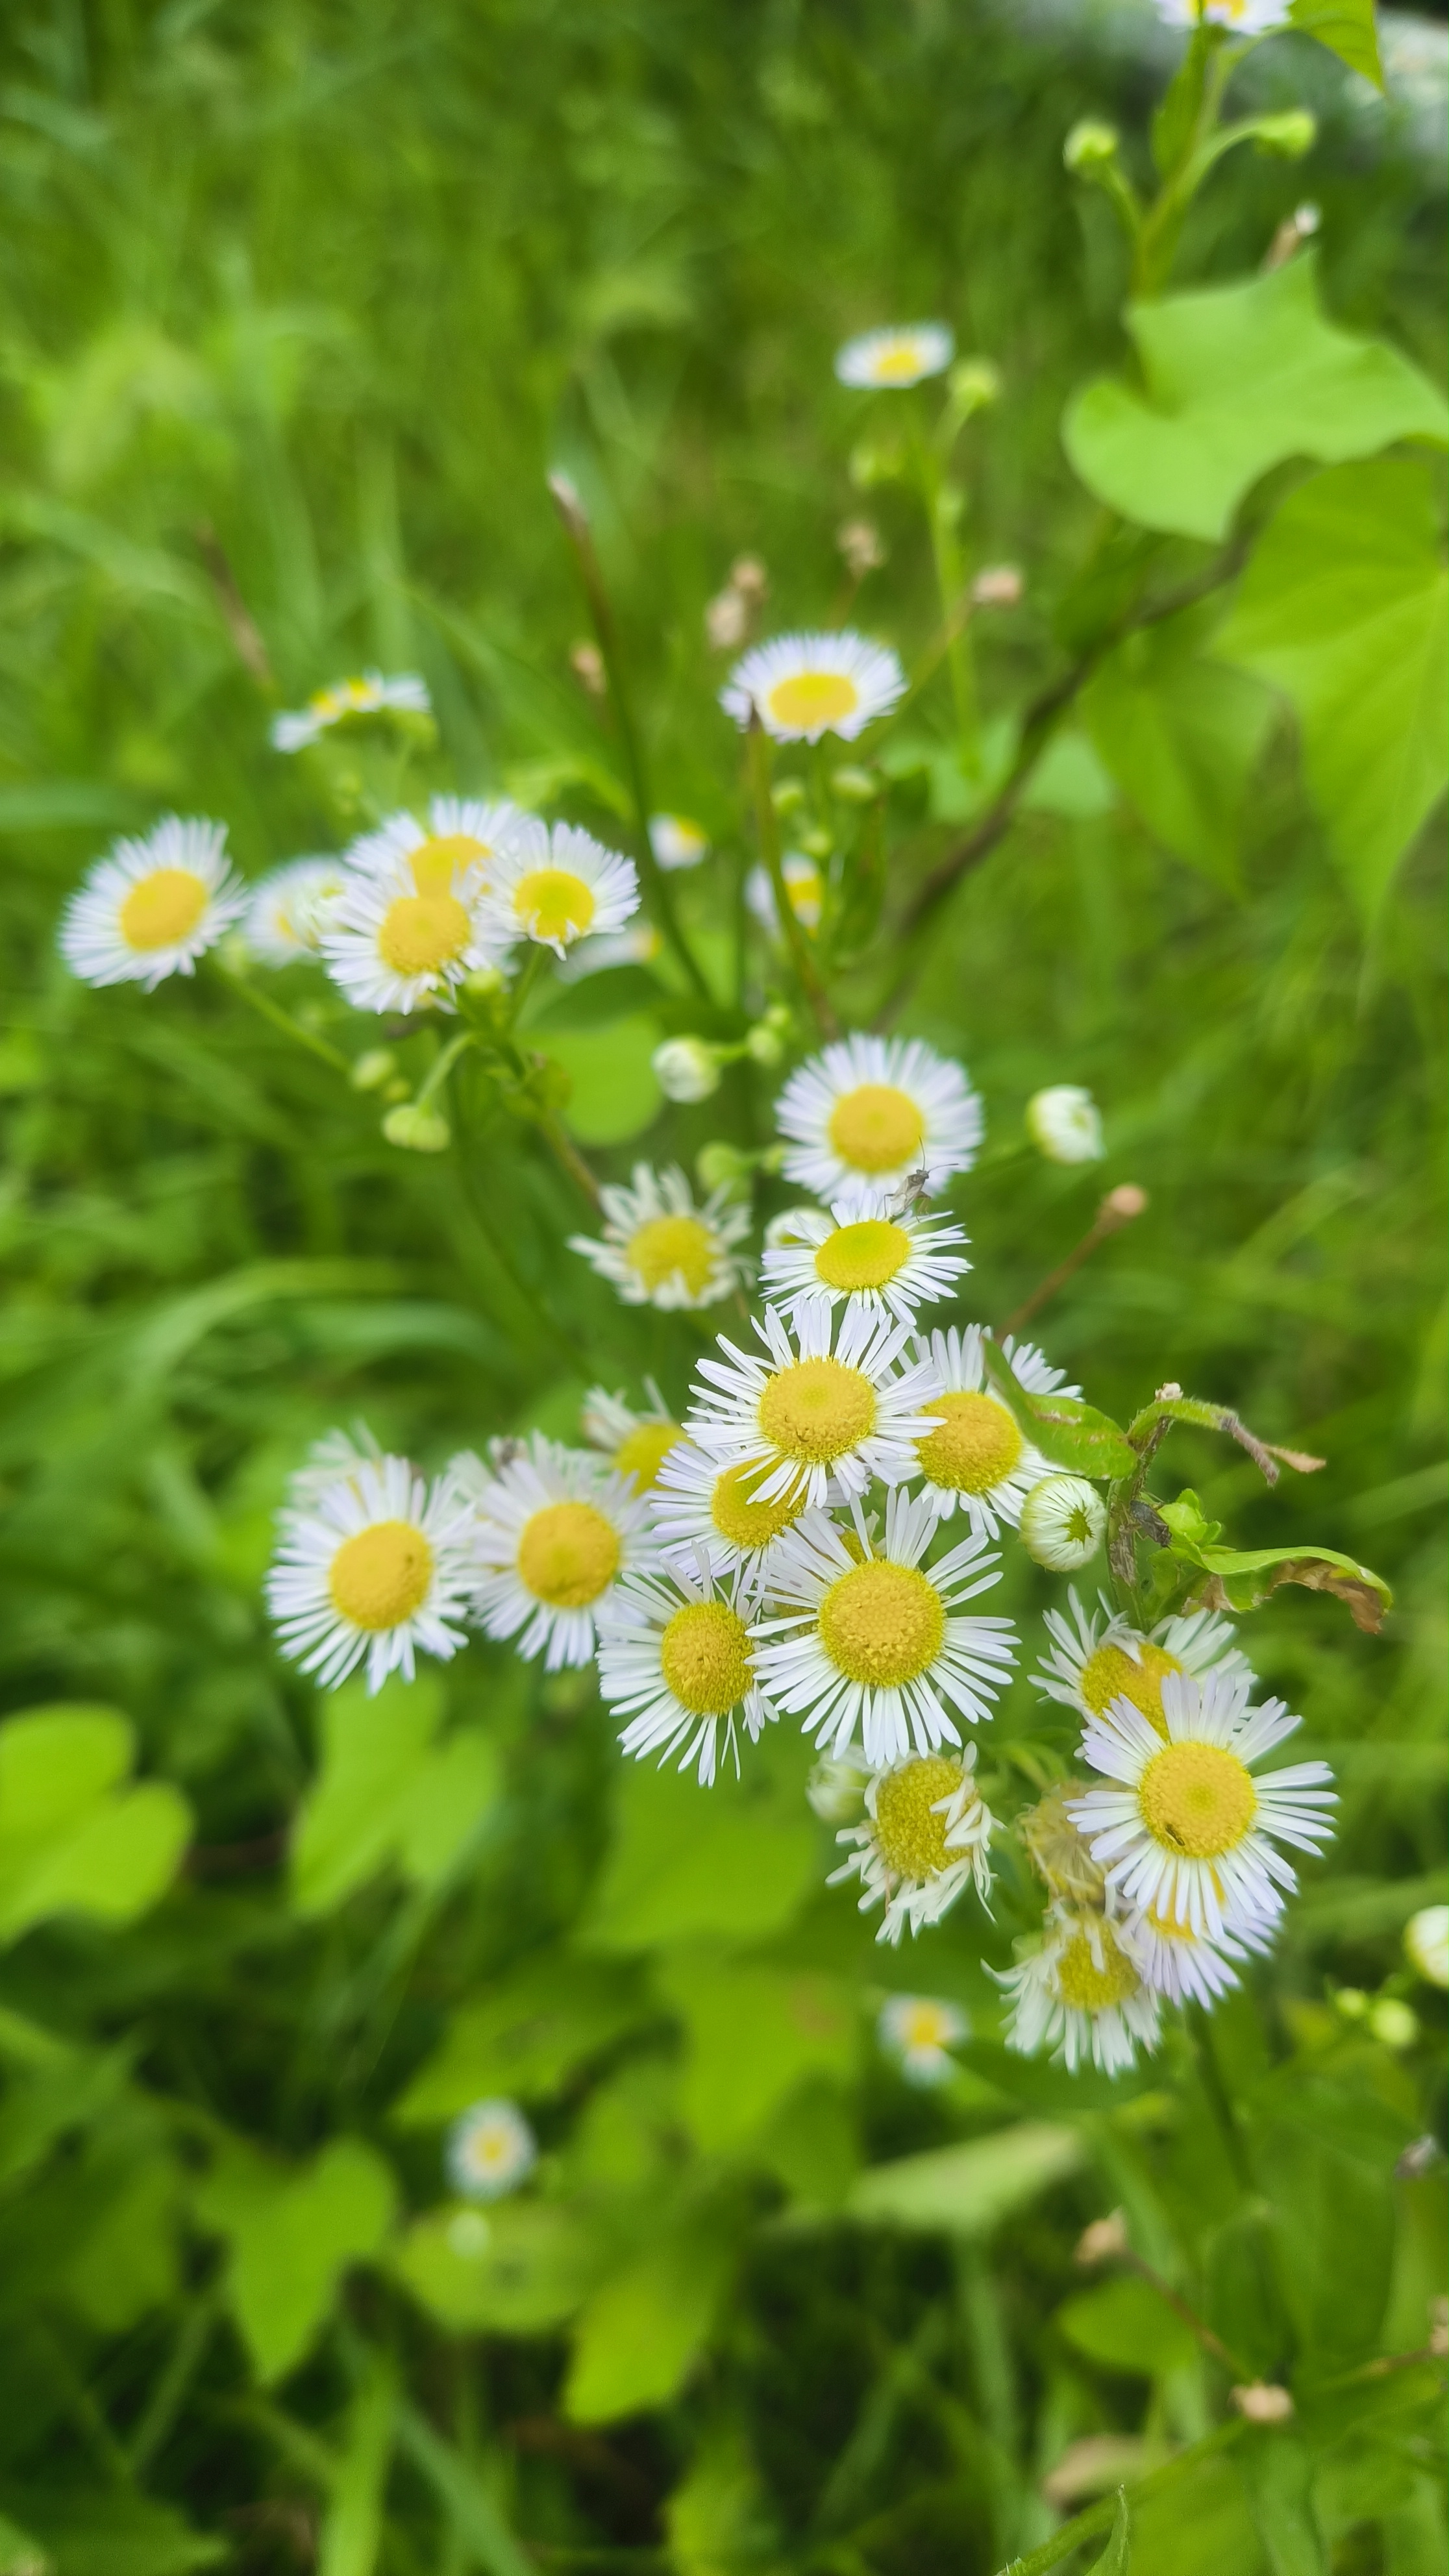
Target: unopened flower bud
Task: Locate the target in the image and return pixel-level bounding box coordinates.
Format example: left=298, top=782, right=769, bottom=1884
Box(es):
left=806, top=1750, right=871, bottom=1822
left=705, top=588, right=750, bottom=651
left=1367, top=1997, right=1419, bottom=2051
left=1254, top=108, right=1315, bottom=160
left=1102, top=1183, right=1148, bottom=1223
left=382, top=1102, right=451, bottom=1153
left=971, top=564, right=1024, bottom=610
left=946, top=358, right=1000, bottom=414
left=1065, top=118, right=1121, bottom=175
left=729, top=554, right=769, bottom=602
left=569, top=640, right=606, bottom=698
left=837, top=517, right=887, bottom=578
left=1026, top=1084, right=1105, bottom=1165
left=546, top=467, right=589, bottom=538
left=770, top=777, right=806, bottom=815
left=652, top=1035, right=722, bottom=1104
left=1020, top=1476, right=1107, bottom=1572
left=351, top=1048, right=397, bottom=1093
left=462, top=962, right=507, bottom=1000
left=696, top=1141, right=752, bottom=1197
left=849, top=436, right=908, bottom=491
left=743, top=1020, right=782, bottom=1067
left=1404, top=1905, right=1449, bottom=1989
left=1231, top=2384, right=1295, bottom=2425
left=830, top=764, right=878, bottom=804
left=1075, top=2210, right=1128, bottom=2267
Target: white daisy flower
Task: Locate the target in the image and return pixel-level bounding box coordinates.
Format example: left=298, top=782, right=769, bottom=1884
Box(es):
left=322, top=835, right=499, bottom=1016
left=1128, top=1902, right=1257, bottom=2009
left=909, top=1326, right=1069, bottom=1533
left=806, top=1746, right=873, bottom=1822
left=477, top=817, right=639, bottom=960
left=830, top=1747, right=996, bottom=1945
left=580, top=1383, right=687, bottom=1493
left=747, top=852, right=825, bottom=937
left=649, top=813, right=710, bottom=872
left=446, top=2099, right=536, bottom=2202
left=569, top=1165, right=754, bottom=1313
left=878, top=1992, right=969, bottom=2085
left=753, top=1489, right=1015, bottom=1765
left=774, top=1034, right=983, bottom=1200
left=59, top=817, right=247, bottom=992
left=558, top=920, right=663, bottom=981
left=721, top=631, right=907, bottom=746
left=266, top=1454, right=475, bottom=1693
left=270, top=669, right=431, bottom=753
left=1018, top=1784, right=1111, bottom=1910
left=245, top=856, right=349, bottom=965
left=1026, top=1084, right=1105, bottom=1166
left=649, top=1436, right=810, bottom=1586
left=1019, top=1475, right=1108, bottom=1572
left=598, top=1559, right=774, bottom=1786
left=763, top=1206, right=824, bottom=1252
left=1405, top=1904, right=1449, bottom=1990
left=1068, top=1669, right=1337, bottom=1944
left=762, top=1185, right=970, bottom=1326
left=1036, top=1589, right=1253, bottom=1735
left=1154, top=0, right=1288, bottom=31
left=995, top=1908, right=1161, bottom=2077
left=835, top=323, right=956, bottom=390
left=468, top=1436, right=656, bottom=1670
left=686, top=1300, right=942, bottom=1513
left=282, top=1422, right=385, bottom=1511
left=344, top=796, right=529, bottom=897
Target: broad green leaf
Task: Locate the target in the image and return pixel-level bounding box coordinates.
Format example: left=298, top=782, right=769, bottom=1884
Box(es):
left=318, top=2360, right=395, bottom=2576
left=0, top=2043, right=130, bottom=2194
left=584, top=1731, right=819, bottom=1953
left=659, top=1958, right=854, bottom=2152
left=1130, top=2451, right=1265, bottom=2576
left=1158, top=1492, right=1391, bottom=1631
left=1021, top=725, right=1119, bottom=819
left=1087, top=2491, right=1132, bottom=2576
left=60, top=2151, right=180, bottom=2333
left=1081, top=602, right=1274, bottom=886
left=291, top=1672, right=499, bottom=1915
left=393, top=2198, right=599, bottom=2334
left=758, top=2075, right=860, bottom=2212
left=1289, top=0, right=1382, bottom=85
left=395, top=1956, right=647, bottom=2122
left=1058, top=2274, right=1198, bottom=2378
left=982, top=1346, right=1137, bottom=1480
left=1215, top=460, right=1448, bottom=920
left=0, top=1707, right=191, bottom=1946
left=1254, top=2075, right=1404, bottom=2372
left=193, top=2136, right=395, bottom=2383
left=847, top=2122, right=1083, bottom=2233
left=564, top=2208, right=739, bottom=2423
left=0, top=2491, right=225, bottom=2573
left=665, top=2425, right=780, bottom=2576
left=1063, top=256, right=1446, bottom=541
left=1237, top=2431, right=1328, bottom=2576
left=539, top=1015, right=663, bottom=1146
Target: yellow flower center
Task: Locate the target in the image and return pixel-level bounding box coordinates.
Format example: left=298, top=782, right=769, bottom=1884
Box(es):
left=1139, top=1740, right=1257, bottom=1859
left=626, top=1215, right=716, bottom=1298
left=516, top=1500, right=620, bottom=1608
left=118, top=867, right=209, bottom=952
left=312, top=676, right=371, bottom=717
left=915, top=1391, right=1022, bottom=1494
left=513, top=866, right=596, bottom=943
left=710, top=1461, right=807, bottom=1550
left=328, top=1520, right=434, bottom=1631
left=872, top=1755, right=967, bottom=1879
left=813, top=1218, right=912, bottom=1293
left=378, top=891, right=472, bottom=978
left=659, top=1600, right=753, bottom=1716
left=1055, top=1926, right=1142, bottom=2012
left=898, top=2000, right=954, bottom=2049
left=871, top=340, right=927, bottom=382
left=765, top=670, right=861, bottom=732
left=826, top=1082, right=924, bottom=1174
left=819, top=1559, right=945, bottom=1687
left=613, top=1421, right=684, bottom=1490
left=757, top=1357, right=876, bottom=1464
left=1080, top=1640, right=1183, bottom=1733
left=409, top=833, right=489, bottom=895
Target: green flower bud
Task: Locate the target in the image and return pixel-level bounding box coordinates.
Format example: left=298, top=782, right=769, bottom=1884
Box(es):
left=1019, top=1476, right=1107, bottom=1572
left=1254, top=109, right=1315, bottom=160
left=830, top=765, right=878, bottom=803
left=652, top=1035, right=723, bottom=1104
left=351, top=1048, right=397, bottom=1093
left=696, top=1141, right=753, bottom=1196
left=1064, top=119, right=1121, bottom=175
left=382, top=1102, right=451, bottom=1152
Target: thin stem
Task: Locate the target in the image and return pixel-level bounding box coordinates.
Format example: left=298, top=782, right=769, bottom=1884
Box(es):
left=1189, top=2004, right=1253, bottom=2193
left=127, top=2296, right=218, bottom=2475
left=997, top=1187, right=1145, bottom=1339
left=217, top=965, right=352, bottom=1074
left=746, top=714, right=837, bottom=1038
left=414, top=1029, right=474, bottom=1110
left=538, top=1111, right=602, bottom=1207
left=912, top=429, right=979, bottom=769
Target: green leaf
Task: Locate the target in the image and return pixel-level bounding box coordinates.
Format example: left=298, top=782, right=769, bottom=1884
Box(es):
left=1158, top=1492, right=1392, bottom=1631
left=0, top=2491, right=225, bottom=2574
left=659, top=1958, right=854, bottom=2153
left=1087, top=2490, right=1132, bottom=2576
left=394, top=2409, right=534, bottom=2576
left=1063, top=256, right=1447, bottom=541
left=291, top=1672, right=500, bottom=1916
left=1020, top=726, right=1119, bottom=819
left=564, top=2205, right=739, bottom=2423
left=394, top=1955, right=647, bottom=2122
left=0, top=1707, right=190, bottom=1946
left=1058, top=2275, right=1198, bottom=2378
left=584, top=1731, right=819, bottom=1953
left=392, top=2198, right=599, bottom=2334
left=193, top=2136, right=396, bottom=2383
left=318, top=2360, right=395, bottom=2576
left=1288, top=0, right=1382, bottom=86
left=846, top=2122, right=1084, bottom=2234
left=1081, top=602, right=1275, bottom=886
left=1237, top=2430, right=1327, bottom=2576
left=1215, top=459, right=1448, bottom=921
left=538, top=1015, right=664, bottom=1146
left=982, top=1347, right=1137, bottom=1480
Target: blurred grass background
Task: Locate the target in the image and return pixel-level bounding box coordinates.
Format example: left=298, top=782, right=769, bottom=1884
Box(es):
left=0, top=1, right=1443, bottom=2567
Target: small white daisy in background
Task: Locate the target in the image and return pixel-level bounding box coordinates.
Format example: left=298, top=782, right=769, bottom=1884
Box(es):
left=60, top=817, right=247, bottom=992
left=1026, top=1084, right=1106, bottom=1167
left=806, top=1746, right=873, bottom=1822
left=281, top=1422, right=385, bottom=1511
left=465, top=1435, right=656, bottom=1670
left=598, top=1559, right=774, bottom=1785
left=1404, top=1904, right=1449, bottom=1990
left=747, top=852, right=825, bottom=937
left=558, top=920, right=663, bottom=981
left=878, top=1992, right=969, bottom=2085
left=1128, top=1902, right=1256, bottom=2009
left=245, top=856, right=349, bottom=965
left=1069, top=1669, right=1337, bottom=1944
left=344, top=796, right=528, bottom=896
left=686, top=1300, right=942, bottom=1511
left=721, top=631, right=907, bottom=746
left=1019, top=1474, right=1108, bottom=1572
left=266, top=1454, right=475, bottom=1693
left=446, top=2099, right=537, bottom=2202
left=775, top=1034, right=984, bottom=1200
left=649, top=1437, right=810, bottom=1586
left=477, top=817, right=639, bottom=960
left=996, top=1909, right=1161, bottom=2077
left=910, top=1326, right=1067, bottom=1534
left=580, top=1384, right=687, bottom=1494
left=762, top=1186, right=970, bottom=1326
left=835, top=323, right=956, bottom=390
left=322, top=835, right=499, bottom=1016
left=1153, top=0, right=1289, bottom=31
left=270, top=669, right=432, bottom=753
left=754, top=1488, right=1016, bottom=1765
left=569, top=1165, right=754, bottom=1312
left=763, top=1207, right=825, bottom=1252
left=830, top=1747, right=996, bottom=1944
left=1036, top=1589, right=1252, bottom=1734
left=649, top=813, right=711, bottom=872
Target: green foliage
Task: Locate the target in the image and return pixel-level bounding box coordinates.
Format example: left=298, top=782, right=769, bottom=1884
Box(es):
left=1087, top=2492, right=1133, bottom=2576
left=291, top=1670, right=500, bottom=1914
left=1081, top=603, right=1275, bottom=887
left=0, top=1707, right=190, bottom=1945
left=193, top=2137, right=396, bottom=2382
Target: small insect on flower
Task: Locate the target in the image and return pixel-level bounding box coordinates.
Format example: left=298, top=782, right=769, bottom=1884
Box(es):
left=721, top=631, right=907, bottom=746
left=345, top=797, right=529, bottom=898
left=245, top=856, right=350, bottom=965
left=996, top=1909, right=1161, bottom=2077
left=686, top=1300, right=943, bottom=1512
left=447, top=2100, right=537, bottom=2202
left=835, top=323, right=956, bottom=390
left=323, top=831, right=500, bottom=1017
left=581, top=1384, right=687, bottom=1495
left=754, top=1488, right=1016, bottom=1766
left=270, top=669, right=432, bottom=752
left=60, top=817, right=248, bottom=991
left=1069, top=1669, right=1337, bottom=1945
left=878, top=1992, right=969, bottom=2085
left=569, top=1165, right=754, bottom=1312
left=599, top=1559, right=774, bottom=1785
left=266, top=1453, right=477, bottom=1693
left=1036, top=1588, right=1253, bottom=1735
left=830, top=1747, right=996, bottom=1944
left=1019, top=1475, right=1108, bottom=1572
left=478, top=817, right=639, bottom=960
left=761, top=1184, right=970, bottom=1326
left=747, top=852, right=826, bottom=937
left=775, top=1034, right=984, bottom=1202
left=649, top=813, right=711, bottom=872
left=1405, top=1903, right=1449, bottom=1990
left=461, top=1435, right=657, bottom=1670
left=1026, top=1084, right=1105, bottom=1166
left=910, top=1326, right=1069, bottom=1535
left=650, top=1438, right=810, bottom=1587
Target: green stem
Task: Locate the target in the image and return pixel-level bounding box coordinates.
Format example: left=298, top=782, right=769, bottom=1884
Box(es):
left=414, top=1029, right=475, bottom=1109
left=915, top=436, right=980, bottom=769
left=216, top=963, right=352, bottom=1073
left=745, top=717, right=837, bottom=1037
